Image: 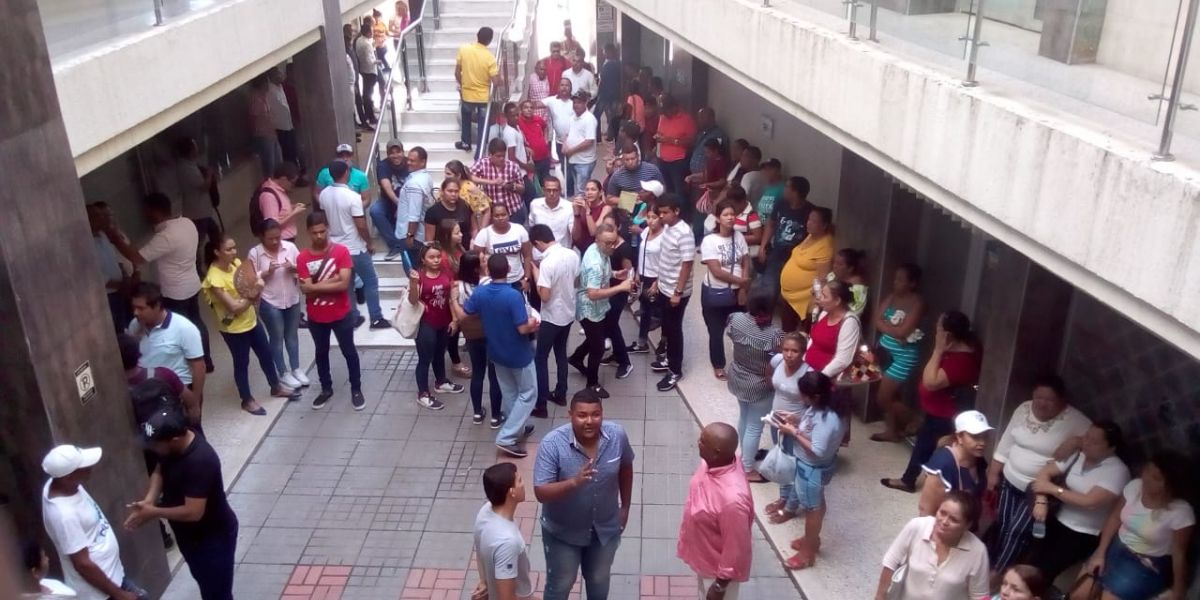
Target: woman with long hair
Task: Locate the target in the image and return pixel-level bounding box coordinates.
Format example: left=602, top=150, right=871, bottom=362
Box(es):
left=444, top=159, right=491, bottom=231
left=699, top=199, right=751, bottom=380
left=246, top=218, right=308, bottom=390
left=598, top=210, right=635, bottom=377
left=992, top=565, right=1049, bottom=600
left=629, top=205, right=665, bottom=354
left=829, top=248, right=868, bottom=316
left=726, top=293, right=782, bottom=483
left=202, top=232, right=294, bottom=415
left=778, top=206, right=834, bottom=332
left=409, top=244, right=465, bottom=411
left=434, top=218, right=470, bottom=378
left=451, top=252, right=504, bottom=426
left=572, top=179, right=612, bottom=250
left=870, top=263, right=926, bottom=443
left=777, top=371, right=843, bottom=570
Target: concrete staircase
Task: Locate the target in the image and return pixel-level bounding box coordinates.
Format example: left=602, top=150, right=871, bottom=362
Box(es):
left=347, top=0, right=525, bottom=349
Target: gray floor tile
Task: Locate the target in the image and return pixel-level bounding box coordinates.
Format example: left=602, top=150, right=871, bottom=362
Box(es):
left=356, top=530, right=421, bottom=568
left=349, top=438, right=408, bottom=467
left=299, top=436, right=360, bottom=466
left=270, top=409, right=328, bottom=437
left=425, top=498, right=485, bottom=532
left=372, top=496, right=433, bottom=531
left=300, top=527, right=366, bottom=565
left=640, top=504, right=684, bottom=538
left=284, top=464, right=345, bottom=495
left=645, top=398, right=694, bottom=420
left=639, top=538, right=692, bottom=575
left=640, top=472, right=689, bottom=505
left=337, top=466, right=395, bottom=496
left=316, top=412, right=372, bottom=438
left=396, top=440, right=454, bottom=468
left=318, top=495, right=384, bottom=529
left=644, top=419, right=701, bottom=446
left=386, top=467, right=444, bottom=497
left=265, top=493, right=327, bottom=528
left=249, top=436, right=309, bottom=465
left=226, top=492, right=279, bottom=529
left=232, top=563, right=292, bottom=599
left=411, top=531, right=474, bottom=568
left=233, top=525, right=258, bottom=564
left=230, top=463, right=294, bottom=495
left=242, top=527, right=312, bottom=564
left=407, top=414, right=467, bottom=441
left=610, top=534, right=642, bottom=574
left=362, top=413, right=416, bottom=439
left=639, top=443, right=700, bottom=474
left=741, top=576, right=802, bottom=597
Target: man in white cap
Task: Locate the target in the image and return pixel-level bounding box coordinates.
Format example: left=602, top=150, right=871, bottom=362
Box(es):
left=41, top=445, right=146, bottom=600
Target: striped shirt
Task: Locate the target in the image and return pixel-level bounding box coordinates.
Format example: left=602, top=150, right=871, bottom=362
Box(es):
left=470, top=158, right=526, bottom=214
left=534, top=421, right=635, bottom=546
left=657, top=220, right=695, bottom=297
left=725, top=313, right=783, bottom=404
left=604, top=161, right=664, bottom=197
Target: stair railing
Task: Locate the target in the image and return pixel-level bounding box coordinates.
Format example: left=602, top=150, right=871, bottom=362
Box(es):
left=365, top=0, right=430, bottom=183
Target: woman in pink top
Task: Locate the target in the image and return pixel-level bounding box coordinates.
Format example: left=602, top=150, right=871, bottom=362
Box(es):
left=247, top=219, right=308, bottom=390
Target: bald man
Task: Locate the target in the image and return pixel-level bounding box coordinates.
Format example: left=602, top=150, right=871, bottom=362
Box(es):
left=677, top=423, right=754, bottom=600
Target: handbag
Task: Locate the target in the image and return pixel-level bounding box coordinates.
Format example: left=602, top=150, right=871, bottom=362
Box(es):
left=885, top=561, right=908, bottom=600
left=756, top=444, right=796, bottom=485
left=392, top=294, right=425, bottom=339
left=701, top=284, right=737, bottom=308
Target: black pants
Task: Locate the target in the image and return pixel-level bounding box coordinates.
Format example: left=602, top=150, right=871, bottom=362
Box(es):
left=658, top=292, right=690, bottom=376
left=447, top=330, right=462, bottom=365
left=536, top=320, right=571, bottom=408
left=178, top=522, right=238, bottom=600
left=603, top=292, right=630, bottom=368
left=276, top=128, right=300, bottom=167
left=309, top=312, right=361, bottom=393
left=636, top=279, right=660, bottom=344
left=1026, top=517, right=1098, bottom=583
left=658, top=158, right=689, bottom=196
left=534, top=158, right=552, bottom=184
left=570, top=318, right=608, bottom=387
left=162, top=294, right=213, bottom=371
left=901, top=415, right=954, bottom=487
left=466, top=338, right=502, bottom=417
left=360, top=73, right=378, bottom=123
left=701, top=300, right=741, bottom=370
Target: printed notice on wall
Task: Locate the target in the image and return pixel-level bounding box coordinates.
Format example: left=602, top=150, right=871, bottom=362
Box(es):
left=75, top=361, right=97, bottom=405
left=597, top=1, right=616, bottom=33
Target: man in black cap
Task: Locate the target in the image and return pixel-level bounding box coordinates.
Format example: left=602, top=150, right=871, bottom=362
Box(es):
left=370, top=139, right=411, bottom=261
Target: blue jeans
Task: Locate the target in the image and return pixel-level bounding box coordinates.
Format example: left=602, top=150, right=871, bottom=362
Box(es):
left=776, top=434, right=801, bottom=512
left=737, top=398, right=771, bottom=472
left=349, top=252, right=383, bottom=322
left=509, top=204, right=529, bottom=227
left=369, top=198, right=404, bottom=254
left=460, top=100, right=488, bottom=146
left=415, top=321, right=449, bottom=394
left=466, top=338, right=502, bottom=417
left=258, top=300, right=301, bottom=374
left=309, top=312, right=362, bottom=393
left=569, top=162, right=596, bottom=195
left=493, top=361, right=536, bottom=446
left=251, top=135, right=280, bottom=178
left=535, top=320, right=572, bottom=408
left=219, top=323, right=280, bottom=401
left=542, top=528, right=622, bottom=600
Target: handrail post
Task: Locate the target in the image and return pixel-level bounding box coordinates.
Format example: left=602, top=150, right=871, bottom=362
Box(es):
left=845, top=0, right=860, bottom=40
left=962, top=0, right=989, bottom=87
left=1155, top=0, right=1200, bottom=161
left=869, top=0, right=879, bottom=41
left=400, top=38, right=414, bottom=110
left=416, top=25, right=429, bottom=93
left=432, top=0, right=441, bottom=30
left=152, top=0, right=164, bottom=25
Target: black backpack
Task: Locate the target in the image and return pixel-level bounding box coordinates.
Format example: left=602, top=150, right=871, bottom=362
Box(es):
left=249, top=184, right=281, bottom=237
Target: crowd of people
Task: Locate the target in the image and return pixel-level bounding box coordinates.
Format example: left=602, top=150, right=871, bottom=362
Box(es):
left=24, top=14, right=1195, bottom=600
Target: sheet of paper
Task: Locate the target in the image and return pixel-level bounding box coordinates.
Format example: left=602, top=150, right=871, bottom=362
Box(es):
left=618, top=191, right=638, bottom=212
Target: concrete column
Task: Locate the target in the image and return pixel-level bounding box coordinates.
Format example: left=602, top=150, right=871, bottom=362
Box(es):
left=294, top=0, right=358, bottom=172
left=0, top=0, right=169, bottom=592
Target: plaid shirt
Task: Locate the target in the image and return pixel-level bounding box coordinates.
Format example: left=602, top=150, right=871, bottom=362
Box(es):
left=471, top=158, right=525, bottom=214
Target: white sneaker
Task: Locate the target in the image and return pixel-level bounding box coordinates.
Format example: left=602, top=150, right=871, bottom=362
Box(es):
left=279, top=372, right=302, bottom=389
left=604, top=339, right=612, bottom=351
left=434, top=381, right=465, bottom=394
left=292, top=369, right=310, bottom=386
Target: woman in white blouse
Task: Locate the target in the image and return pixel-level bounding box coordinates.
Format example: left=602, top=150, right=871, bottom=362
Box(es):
left=876, top=490, right=990, bottom=600
left=985, top=375, right=1092, bottom=575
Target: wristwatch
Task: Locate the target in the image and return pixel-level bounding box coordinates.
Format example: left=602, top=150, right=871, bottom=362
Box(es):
left=1056, top=486, right=1065, bottom=497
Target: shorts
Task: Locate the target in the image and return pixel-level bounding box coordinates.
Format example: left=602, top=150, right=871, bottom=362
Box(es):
left=1099, top=538, right=1173, bottom=600
left=793, top=459, right=834, bottom=510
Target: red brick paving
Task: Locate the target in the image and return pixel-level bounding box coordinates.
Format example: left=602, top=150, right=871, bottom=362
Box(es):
left=282, top=565, right=351, bottom=599
left=640, top=574, right=701, bottom=599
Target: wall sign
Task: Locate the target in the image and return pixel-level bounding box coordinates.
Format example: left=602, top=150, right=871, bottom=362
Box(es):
left=75, top=362, right=97, bottom=405
left=597, top=1, right=616, bottom=33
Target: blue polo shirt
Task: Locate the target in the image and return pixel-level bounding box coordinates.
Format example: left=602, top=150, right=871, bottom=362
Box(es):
left=463, top=282, right=533, bottom=368
left=316, top=165, right=370, bottom=193
left=126, top=311, right=204, bottom=385
left=533, top=421, right=635, bottom=545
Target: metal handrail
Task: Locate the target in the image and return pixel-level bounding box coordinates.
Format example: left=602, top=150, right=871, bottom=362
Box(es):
left=474, top=0, right=536, bottom=162
left=365, top=0, right=430, bottom=181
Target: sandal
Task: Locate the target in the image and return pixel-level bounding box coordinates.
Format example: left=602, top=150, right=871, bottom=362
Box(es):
left=713, top=368, right=727, bottom=381
left=880, top=478, right=916, bottom=493
left=764, top=499, right=786, bottom=515
left=746, top=471, right=768, bottom=484
left=784, top=550, right=817, bottom=570
left=769, top=509, right=797, bottom=524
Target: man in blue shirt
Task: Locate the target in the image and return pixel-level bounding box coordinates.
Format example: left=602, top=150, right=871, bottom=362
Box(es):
left=533, top=389, right=635, bottom=600
left=688, top=107, right=726, bottom=176
left=593, top=43, right=623, bottom=141
left=395, top=147, right=434, bottom=273
left=313, top=144, right=370, bottom=207
left=463, top=255, right=540, bottom=457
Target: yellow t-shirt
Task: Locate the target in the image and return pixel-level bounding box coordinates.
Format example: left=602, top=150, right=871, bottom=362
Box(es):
left=202, top=259, right=258, bottom=334
left=456, top=42, right=499, bottom=103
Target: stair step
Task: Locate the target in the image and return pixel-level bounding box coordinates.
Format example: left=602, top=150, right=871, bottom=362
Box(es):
left=437, top=0, right=519, bottom=13
left=436, top=12, right=514, bottom=28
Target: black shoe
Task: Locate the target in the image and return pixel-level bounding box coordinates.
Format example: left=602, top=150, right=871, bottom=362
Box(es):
left=519, top=424, right=535, bottom=440
left=531, top=407, right=549, bottom=419
left=496, top=443, right=527, bottom=458
left=616, top=364, right=633, bottom=379
left=568, top=356, right=587, bottom=376
left=656, top=372, right=680, bottom=392
left=312, top=389, right=333, bottom=410
left=369, top=318, right=392, bottom=330
left=299, top=315, right=309, bottom=329
left=355, top=288, right=366, bottom=305
left=354, top=316, right=366, bottom=329
left=627, top=341, right=650, bottom=354
left=599, top=354, right=618, bottom=366
left=455, top=141, right=472, bottom=152
left=650, top=358, right=670, bottom=372
left=590, top=385, right=610, bottom=399
left=547, top=392, right=567, bottom=407
left=351, top=391, right=366, bottom=411
left=489, top=415, right=505, bottom=429
left=160, top=524, right=174, bottom=550
left=472, top=413, right=486, bottom=425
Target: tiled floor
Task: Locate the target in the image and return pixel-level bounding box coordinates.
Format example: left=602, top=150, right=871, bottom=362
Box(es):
left=161, top=344, right=804, bottom=599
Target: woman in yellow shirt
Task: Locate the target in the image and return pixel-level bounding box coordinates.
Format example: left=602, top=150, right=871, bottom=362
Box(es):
left=778, top=206, right=835, bottom=332
left=203, top=232, right=295, bottom=415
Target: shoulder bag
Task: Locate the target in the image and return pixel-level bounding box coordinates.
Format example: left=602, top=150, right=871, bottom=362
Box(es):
left=392, top=276, right=425, bottom=339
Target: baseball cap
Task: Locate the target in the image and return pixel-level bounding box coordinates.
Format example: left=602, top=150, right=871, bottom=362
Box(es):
left=386, top=139, right=404, bottom=151
left=571, top=90, right=591, bottom=101
left=335, top=143, right=354, bottom=155
left=954, top=410, right=993, bottom=435
left=640, top=180, right=665, bottom=197
left=140, top=406, right=190, bottom=443
left=42, top=445, right=102, bottom=478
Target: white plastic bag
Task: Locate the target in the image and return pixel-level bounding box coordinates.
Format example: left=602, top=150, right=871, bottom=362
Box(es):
left=756, top=444, right=796, bottom=485
left=393, top=296, right=424, bottom=339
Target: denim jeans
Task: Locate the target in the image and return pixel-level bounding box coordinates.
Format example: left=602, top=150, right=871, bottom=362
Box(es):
left=466, top=338, right=502, bottom=417
left=542, top=528, right=622, bottom=600
left=349, top=252, right=383, bottom=322
left=369, top=198, right=404, bottom=254
left=258, top=300, right=301, bottom=374
left=494, top=361, right=536, bottom=446
left=460, top=100, right=487, bottom=146
left=603, top=292, right=630, bottom=368
left=415, top=320, right=449, bottom=394
left=658, top=292, right=690, bottom=375
left=309, top=312, right=362, bottom=393
left=737, top=398, right=772, bottom=472
left=178, top=520, right=238, bottom=600
left=701, top=300, right=741, bottom=369
left=219, top=323, right=280, bottom=401
left=535, top=320, right=572, bottom=407
left=569, top=162, right=596, bottom=194
left=776, top=434, right=801, bottom=512
left=251, top=135, right=281, bottom=179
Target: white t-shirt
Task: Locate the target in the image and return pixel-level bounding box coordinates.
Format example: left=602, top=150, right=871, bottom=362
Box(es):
left=319, top=184, right=367, bottom=254
left=994, top=401, right=1093, bottom=489
left=544, top=96, right=574, bottom=139
left=1055, top=453, right=1130, bottom=536
left=563, top=68, right=598, bottom=98
left=25, top=579, right=77, bottom=598
left=528, top=198, right=575, bottom=256
left=473, top=224, right=530, bottom=283
left=474, top=503, right=533, bottom=598
left=699, top=231, right=748, bottom=290
left=770, top=353, right=807, bottom=413
left=41, top=483, right=124, bottom=600
left=139, top=216, right=201, bottom=300
left=536, top=244, right=581, bottom=326
left=1117, top=479, right=1196, bottom=556
left=638, top=229, right=664, bottom=278
left=657, top=220, right=695, bottom=297
left=500, top=124, right=528, bottom=164
left=564, top=110, right=598, bottom=165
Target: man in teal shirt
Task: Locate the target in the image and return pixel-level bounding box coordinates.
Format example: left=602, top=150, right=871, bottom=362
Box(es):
left=313, top=143, right=370, bottom=208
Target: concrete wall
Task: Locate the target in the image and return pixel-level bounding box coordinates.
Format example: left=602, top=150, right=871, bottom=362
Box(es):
left=609, top=0, right=1200, bottom=361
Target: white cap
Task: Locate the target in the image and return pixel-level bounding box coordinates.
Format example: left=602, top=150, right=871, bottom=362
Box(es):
left=640, top=180, right=665, bottom=197
left=335, top=143, right=354, bottom=154
left=42, top=445, right=102, bottom=478
left=954, top=410, right=993, bottom=435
